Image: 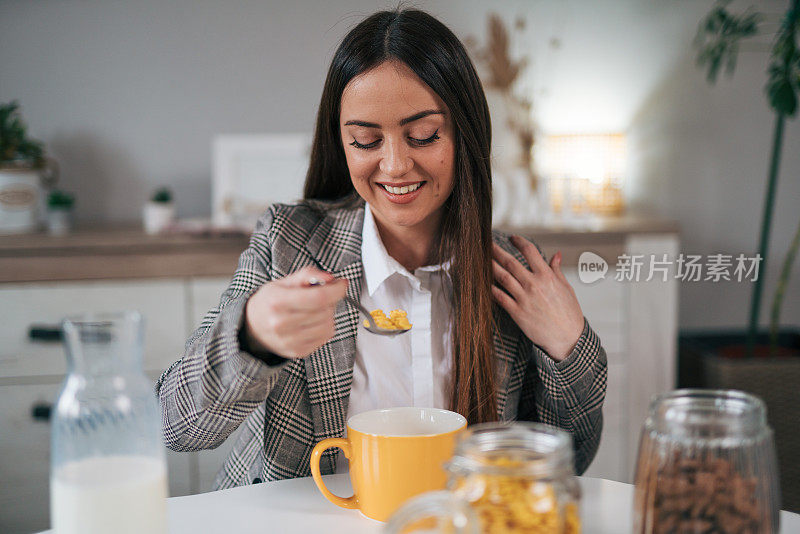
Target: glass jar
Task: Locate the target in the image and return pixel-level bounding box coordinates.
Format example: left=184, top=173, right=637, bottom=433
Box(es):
left=384, top=490, right=480, bottom=534
left=50, top=312, right=168, bottom=534
left=446, top=423, right=581, bottom=534
left=386, top=422, right=581, bottom=533
left=633, top=389, right=781, bottom=534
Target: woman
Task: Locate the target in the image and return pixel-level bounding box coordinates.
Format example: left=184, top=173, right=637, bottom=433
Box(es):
left=157, top=8, right=607, bottom=490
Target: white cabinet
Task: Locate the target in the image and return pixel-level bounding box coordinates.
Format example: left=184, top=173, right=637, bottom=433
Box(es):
left=187, top=277, right=231, bottom=329
left=0, top=280, right=187, bottom=379
left=0, top=383, right=59, bottom=533
left=564, top=233, right=679, bottom=483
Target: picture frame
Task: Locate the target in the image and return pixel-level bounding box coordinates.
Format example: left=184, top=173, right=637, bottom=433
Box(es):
left=212, top=134, right=312, bottom=229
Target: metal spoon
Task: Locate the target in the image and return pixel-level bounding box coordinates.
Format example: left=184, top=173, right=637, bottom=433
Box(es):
left=308, top=278, right=411, bottom=336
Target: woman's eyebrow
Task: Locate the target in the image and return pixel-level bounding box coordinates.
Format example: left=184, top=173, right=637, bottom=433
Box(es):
left=343, top=109, right=445, bottom=129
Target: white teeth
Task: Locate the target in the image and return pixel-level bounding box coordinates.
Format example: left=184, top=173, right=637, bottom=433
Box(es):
left=382, top=183, right=421, bottom=195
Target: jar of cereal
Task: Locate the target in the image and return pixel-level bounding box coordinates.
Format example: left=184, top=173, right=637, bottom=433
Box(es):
left=386, top=422, right=581, bottom=534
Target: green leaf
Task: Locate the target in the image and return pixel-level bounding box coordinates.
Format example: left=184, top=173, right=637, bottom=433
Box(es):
left=0, top=100, right=46, bottom=165
left=768, top=77, right=798, bottom=116
left=47, top=189, right=74, bottom=209
left=694, top=0, right=762, bottom=84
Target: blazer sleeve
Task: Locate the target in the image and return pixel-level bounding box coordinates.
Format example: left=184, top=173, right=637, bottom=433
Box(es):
left=155, top=206, right=291, bottom=452
left=517, top=318, right=608, bottom=475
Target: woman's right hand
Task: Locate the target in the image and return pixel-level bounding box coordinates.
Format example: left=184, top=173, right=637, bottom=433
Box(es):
left=243, top=267, right=348, bottom=359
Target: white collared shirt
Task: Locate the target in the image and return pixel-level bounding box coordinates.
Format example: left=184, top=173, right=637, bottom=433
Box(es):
left=336, top=204, right=454, bottom=473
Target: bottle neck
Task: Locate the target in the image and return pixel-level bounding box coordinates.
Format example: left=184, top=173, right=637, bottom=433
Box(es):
left=62, top=312, right=144, bottom=376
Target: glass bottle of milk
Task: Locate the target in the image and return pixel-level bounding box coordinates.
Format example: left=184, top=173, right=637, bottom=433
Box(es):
left=50, top=311, right=168, bottom=534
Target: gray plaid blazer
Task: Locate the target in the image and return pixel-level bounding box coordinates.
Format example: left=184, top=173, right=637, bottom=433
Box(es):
left=156, top=200, right=607, bottom=490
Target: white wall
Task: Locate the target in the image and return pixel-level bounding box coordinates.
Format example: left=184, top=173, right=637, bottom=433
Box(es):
left=1, top=0, right=798, bottom=330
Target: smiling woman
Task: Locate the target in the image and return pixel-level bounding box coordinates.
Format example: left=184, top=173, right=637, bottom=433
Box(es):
left=156, top=8, right=608, bottom=491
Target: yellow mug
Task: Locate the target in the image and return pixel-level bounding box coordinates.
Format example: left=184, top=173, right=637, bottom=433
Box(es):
left=310, top=407, right=467, bottom=522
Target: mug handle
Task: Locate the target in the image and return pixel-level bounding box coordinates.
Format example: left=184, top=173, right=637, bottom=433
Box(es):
left=310, top=438, right=358, bottom=510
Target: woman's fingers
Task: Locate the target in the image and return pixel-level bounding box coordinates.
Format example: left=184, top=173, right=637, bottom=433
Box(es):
left=550, top=251, right=568, bottom=283
left=492, top=243, right=534, bottom=287
left=269, top=308, right=334, bottom=335
left=281, top=320, right=336, bottom=356
left=275, top=279, right=347, bottom=312
left=491, top=284, right=521, bottom=317
left=492, top=259, right=525, bottom=300
left=510, top=235, right=549, bottom=272
left=281, top=266, right=336, bottom=288
left=244, top=268, right=344, bottom=359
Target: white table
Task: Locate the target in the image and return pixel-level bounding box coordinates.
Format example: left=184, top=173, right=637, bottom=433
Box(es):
left=39, top=474, right=800, bottom=533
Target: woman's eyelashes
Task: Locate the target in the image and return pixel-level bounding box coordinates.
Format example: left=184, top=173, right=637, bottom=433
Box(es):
left=349, top=129, right=440, bottom=150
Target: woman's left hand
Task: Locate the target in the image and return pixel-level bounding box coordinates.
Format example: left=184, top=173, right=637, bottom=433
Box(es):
left=492, top=236, right=585, bottom=362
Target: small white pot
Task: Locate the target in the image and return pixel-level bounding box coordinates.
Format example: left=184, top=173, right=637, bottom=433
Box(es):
left=46, top=208, right=72, bottom=236
left=143, top=201, right=175, bottom=235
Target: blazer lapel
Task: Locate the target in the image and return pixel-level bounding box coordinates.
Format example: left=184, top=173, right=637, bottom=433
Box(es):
left=302, top=205, right=365, bottom=466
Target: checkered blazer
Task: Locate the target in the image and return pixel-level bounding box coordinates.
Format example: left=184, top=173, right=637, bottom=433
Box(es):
left=156, top=200, right=607, bottom=489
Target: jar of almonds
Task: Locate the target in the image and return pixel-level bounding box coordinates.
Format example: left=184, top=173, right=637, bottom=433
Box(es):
left=633, top=389, right=781, bottom=534
left=443, top=422, right=581, bottom=534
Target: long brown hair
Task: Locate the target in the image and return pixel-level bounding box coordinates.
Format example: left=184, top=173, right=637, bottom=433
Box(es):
left=303, top=9, right=497, bottom=424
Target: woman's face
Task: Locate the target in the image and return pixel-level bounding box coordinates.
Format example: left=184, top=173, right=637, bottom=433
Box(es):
left=340, top=60, right=455, bottom=236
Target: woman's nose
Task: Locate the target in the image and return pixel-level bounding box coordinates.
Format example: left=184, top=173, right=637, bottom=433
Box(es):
left=379, top=140, right=413, bottom=177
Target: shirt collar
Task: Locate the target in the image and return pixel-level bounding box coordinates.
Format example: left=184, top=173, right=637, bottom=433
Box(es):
left=361, top=203, right=450, bottom=296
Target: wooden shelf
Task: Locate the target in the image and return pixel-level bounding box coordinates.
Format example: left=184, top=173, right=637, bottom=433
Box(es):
left=0, top=225, right=250, bottom=283
left=0, top=214, right=679, bottom=283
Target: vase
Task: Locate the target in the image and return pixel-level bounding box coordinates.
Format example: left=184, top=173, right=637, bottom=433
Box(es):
left=142, top=201, right=175, bottom=235
left=46, top=208, right=72, bottom=236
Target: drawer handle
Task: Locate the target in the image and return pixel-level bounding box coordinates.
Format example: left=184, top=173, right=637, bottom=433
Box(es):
left=31, top=402, right=52, bottom=422
left=28, top=325, right=63, bottom=342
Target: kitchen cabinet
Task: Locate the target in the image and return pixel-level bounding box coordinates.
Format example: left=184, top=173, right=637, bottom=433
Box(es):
left=0, top=280, right=187, bottom=379
left=0, top=383, right=58, bottom=533
left=528, top=230, right=680, bottom=483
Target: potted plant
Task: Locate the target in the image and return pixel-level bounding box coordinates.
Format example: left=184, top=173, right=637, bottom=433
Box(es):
left=46, top=189, right=75, bottom=236
left=681, top=0, right=800, bottom=512
left=0, top=100, right=58, bottom=234
left=143, top=187, right=175, bottom=235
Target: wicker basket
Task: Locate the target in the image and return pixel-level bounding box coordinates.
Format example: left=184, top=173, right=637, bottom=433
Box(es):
left=704, top=355, right=800, bottom=513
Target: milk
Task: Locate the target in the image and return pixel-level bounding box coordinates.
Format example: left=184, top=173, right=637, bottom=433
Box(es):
left=51, top=455, right=167, bottom=534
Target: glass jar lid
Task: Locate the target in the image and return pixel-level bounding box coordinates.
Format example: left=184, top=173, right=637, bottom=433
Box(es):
left=445, top=422, right=574, bottom=479
left=646, top=389, right=769, bottom=442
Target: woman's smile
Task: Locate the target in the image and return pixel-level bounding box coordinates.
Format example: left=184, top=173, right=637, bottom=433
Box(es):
left=376, top=181, right=426, bottom=203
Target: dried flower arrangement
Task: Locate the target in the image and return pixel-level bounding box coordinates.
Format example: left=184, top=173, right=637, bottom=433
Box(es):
left=466, top=14, right=537, bottom=188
